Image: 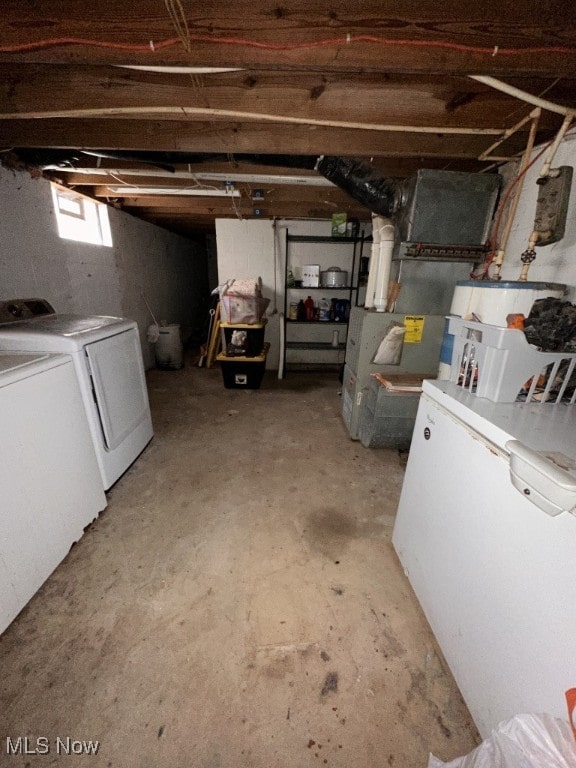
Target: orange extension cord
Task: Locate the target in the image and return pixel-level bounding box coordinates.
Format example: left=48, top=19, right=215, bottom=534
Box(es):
left=0, top=34, right=576, bottom=57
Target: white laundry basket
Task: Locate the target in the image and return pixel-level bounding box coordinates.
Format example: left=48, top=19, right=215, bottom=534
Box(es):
left=448, top=316, right=576, bottom=404
left=155, top=324, right=183, bottom=370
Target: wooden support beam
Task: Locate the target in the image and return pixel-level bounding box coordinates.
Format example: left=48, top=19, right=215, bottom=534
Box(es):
left=0, top=119, right=533, bottom=158
left=93, top=184, right=374, bottom=206
left=0, top=65, right=566, bottom=130
left=46, top=156, right=486, bottom=185
left=0, top=1, right=576, bottom=75
left=119, top=194, right=371, bottom=214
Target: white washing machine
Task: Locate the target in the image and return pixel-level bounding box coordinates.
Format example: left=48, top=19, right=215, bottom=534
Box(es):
left=0, top=351, right=107, bottom=634
left=0, top=299, right=154, bottom=490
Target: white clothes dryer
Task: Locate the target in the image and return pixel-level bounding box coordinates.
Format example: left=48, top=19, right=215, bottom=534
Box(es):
left=0, top=299, right=153, bottom=490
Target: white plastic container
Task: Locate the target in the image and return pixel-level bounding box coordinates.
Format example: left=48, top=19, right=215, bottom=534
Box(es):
left=320, top=267, right=348, bottom=288
left=155, top=324, right=183, bottom=370
left=450, top=280, right=566, bottom=325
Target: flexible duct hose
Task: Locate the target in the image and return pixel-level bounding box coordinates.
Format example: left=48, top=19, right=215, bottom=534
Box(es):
left=316, top=156, right=398, bottom=215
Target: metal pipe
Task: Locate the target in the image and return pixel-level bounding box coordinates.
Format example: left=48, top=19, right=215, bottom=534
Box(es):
left=539, top=112, right=574, bottom=178
left=518, top=231, right=541, bottom=282
left=478, top=109, right=538, bottom=162
left=470, top=75, right=573, bottom=116
left=492, top=109, right=540, bottom=279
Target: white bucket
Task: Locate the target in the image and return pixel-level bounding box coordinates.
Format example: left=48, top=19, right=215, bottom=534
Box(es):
left=438, top=281, right=566, bottom=379
left=155, top=324, right=183, bottom=370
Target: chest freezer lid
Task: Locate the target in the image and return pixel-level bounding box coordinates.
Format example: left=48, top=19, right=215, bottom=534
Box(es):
left=423, top=379, right=576, bottom=460
left=424, top=380, right=576, bottom=516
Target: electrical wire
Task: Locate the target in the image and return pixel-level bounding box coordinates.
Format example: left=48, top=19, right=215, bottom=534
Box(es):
left=470, top=144, right=549, bottom=280
left=230, top=190, right=244, bottom=221
left=163, top=0, right=232, bottom=156
left=1, top=34, right=576, bottom=57
left=99, top=170, right=222, bottom=193
left=163, top=0, right=191, bottom=53
left=107, top=172, right=130, bottom=186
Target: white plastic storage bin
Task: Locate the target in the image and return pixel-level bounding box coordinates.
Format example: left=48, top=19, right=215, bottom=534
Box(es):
left=448, top=316, right=576, bottom=404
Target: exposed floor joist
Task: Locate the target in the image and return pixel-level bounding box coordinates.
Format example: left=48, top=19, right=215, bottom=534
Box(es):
left=1, top=1, right=575, bottom=235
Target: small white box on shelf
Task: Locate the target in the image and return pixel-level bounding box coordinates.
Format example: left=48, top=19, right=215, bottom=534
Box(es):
left=302, top=265, right=320, bottom=288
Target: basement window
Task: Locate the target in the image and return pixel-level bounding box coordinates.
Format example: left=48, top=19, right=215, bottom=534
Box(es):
left=51, top=185, right=113, bottom=247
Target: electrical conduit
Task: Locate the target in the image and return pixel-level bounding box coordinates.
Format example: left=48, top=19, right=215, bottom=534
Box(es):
left=470, top=76, right=574, bottom=117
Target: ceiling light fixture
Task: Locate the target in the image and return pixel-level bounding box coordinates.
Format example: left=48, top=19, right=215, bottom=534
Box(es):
left=193, top=172, right=334, bottom=187
left=105, top=186, right=241, bottom=197
left=43, top=167, right=335, bottom=187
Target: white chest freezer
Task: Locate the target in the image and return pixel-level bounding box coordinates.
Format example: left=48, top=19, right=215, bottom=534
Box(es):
left=392, top=380, right=576, bottom=737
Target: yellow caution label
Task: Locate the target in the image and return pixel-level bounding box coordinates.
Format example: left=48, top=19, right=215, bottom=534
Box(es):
left=403, top=315, right=425, bottom=343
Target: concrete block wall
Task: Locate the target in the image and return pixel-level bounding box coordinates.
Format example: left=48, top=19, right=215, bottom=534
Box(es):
left=0, top=166, right=208, bottom=368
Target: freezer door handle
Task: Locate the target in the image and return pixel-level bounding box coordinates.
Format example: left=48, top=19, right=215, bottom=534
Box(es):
left=506, top=440, right=576, bottom=517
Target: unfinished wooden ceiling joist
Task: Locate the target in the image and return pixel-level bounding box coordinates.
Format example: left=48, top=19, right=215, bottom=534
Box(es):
left=1, top=0, right=575, bottom=236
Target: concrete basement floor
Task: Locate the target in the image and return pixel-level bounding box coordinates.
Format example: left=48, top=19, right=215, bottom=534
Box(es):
left=0, top=362, right=480, bottom=768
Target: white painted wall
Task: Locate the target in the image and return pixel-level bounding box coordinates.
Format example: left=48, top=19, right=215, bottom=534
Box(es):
left=0, top=166, right=208, bottom=368
left=215, top=218, right=365, bottom=369
left=498, top=134, right=576, bottom=300
left=215, top=219, right=281, bottom=368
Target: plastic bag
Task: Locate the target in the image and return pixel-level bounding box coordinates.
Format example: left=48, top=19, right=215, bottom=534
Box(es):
left=372, top=323, right=405, bottom=365
left=230, top=330, right=247, bottom=347
left=428, top=713, right=576, bottom=768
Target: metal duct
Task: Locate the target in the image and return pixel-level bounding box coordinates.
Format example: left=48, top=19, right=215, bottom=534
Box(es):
left=316, top=156, right=398, bottom=215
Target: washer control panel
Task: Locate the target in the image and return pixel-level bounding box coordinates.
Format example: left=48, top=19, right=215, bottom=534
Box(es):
left=0, top=299, right=55, bottom=324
